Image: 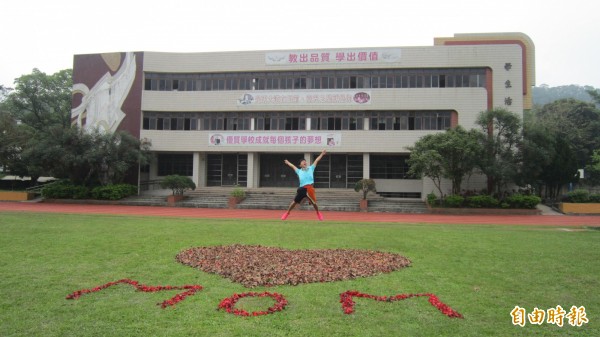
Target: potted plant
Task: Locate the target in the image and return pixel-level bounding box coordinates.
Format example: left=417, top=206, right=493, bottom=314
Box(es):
left=159, top=175, right=196, bottom=205
left=228, top=186, right=246, bottom=209
left=354, top=179, right=376, bottom=212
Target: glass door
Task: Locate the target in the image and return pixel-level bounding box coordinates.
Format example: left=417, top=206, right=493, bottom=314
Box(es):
left=330, top=154, right=346, bottom=188
left=260, top=154, right=303, bottom=187
left=221, top=154, right=238, bottom=186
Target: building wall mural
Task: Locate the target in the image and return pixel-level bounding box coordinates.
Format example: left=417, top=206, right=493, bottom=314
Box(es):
left=71, top=52, right=143, bottom=137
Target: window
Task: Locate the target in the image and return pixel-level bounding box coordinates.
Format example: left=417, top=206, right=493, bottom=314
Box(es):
left=285, top=117, right=299, bottom=130
left=144, top=68, right=487, bottom=91
left=157, top=154, right=193, bottom=176
left=327, top=117, right=342, bottom=130
left=370, top=155, right=414, bottom=179
left=367, top=111, right=450, bottom=131
left=439, top=75, right=446, bottom=88
left=311, top=117, right=321, bottom=130
left=294, top=77, right=306, bottom=89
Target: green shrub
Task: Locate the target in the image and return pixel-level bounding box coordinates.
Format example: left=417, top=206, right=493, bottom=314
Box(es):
left=589, top=194, right=600, bottom=203
left=354, top=179, right=376, bottom=199
left=91, top=184, right=138, bottom=200
left=443, top=195, right=464, bottom=208
left=426, top=192, right=439, bottom=206
left=466, top=195, right=499, bottom=208
left=160, top=175, right=196, bottom=195
left=230, top=186, right=246, bottom=199
left=41, top=181, right=90, bottom=199
left=504, top=194, right=541, bottom=209
left=41, top=181, right=70, bottom=199
left=72, top=186, right=91, bottom=199
left=566, top=189, right=590, bottom=203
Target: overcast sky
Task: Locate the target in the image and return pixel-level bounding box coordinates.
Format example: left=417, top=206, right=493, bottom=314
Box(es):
left=1, top=0, right=599, bottom=89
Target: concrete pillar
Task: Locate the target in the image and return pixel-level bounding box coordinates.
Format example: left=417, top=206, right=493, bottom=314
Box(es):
left=305, top=152, right=312, bottom=165
left=363, top=153, right=370, bottom=179
left=193, top=152, right=206, bottom=188
left=247, top=152, right=256, bottom=188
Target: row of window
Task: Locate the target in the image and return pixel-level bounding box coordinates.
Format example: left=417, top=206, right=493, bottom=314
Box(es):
left=370, top=155, right=414, bottom=179
left=142, top=111, right=453, bottom=131
left=144, top=68, right=486, bottom=91
left=157, top=154, right=413, bottom=181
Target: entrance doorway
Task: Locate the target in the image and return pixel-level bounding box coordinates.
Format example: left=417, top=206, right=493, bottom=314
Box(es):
left=314, top=154, right=363, bottom=188
left=206, top=153, right=247, bottom=186
left=260, top=153, right=304, bottom=187
left=222, top=154, right=238, bottom=186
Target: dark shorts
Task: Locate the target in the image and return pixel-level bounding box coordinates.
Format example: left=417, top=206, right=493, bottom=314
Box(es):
left=294, top=185, right=316, bottom=204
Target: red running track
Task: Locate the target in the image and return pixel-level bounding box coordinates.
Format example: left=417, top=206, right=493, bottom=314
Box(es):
left=1, top=201, right=599, bottom=227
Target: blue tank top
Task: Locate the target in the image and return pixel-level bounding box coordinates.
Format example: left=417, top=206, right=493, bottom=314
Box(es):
left=296, top=165, right=315, bottom=186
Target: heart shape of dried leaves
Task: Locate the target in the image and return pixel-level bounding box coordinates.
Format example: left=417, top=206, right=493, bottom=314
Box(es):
left=176, top=244, right=411, bottom=288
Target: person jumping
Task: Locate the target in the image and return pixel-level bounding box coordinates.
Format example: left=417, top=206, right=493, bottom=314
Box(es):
left=281, top=150, right=327, bottom=221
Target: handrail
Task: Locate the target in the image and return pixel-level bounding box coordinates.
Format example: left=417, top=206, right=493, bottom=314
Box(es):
left=25, top=179, right=61, bottom=195
left=139, top=179, right=164, bottom=191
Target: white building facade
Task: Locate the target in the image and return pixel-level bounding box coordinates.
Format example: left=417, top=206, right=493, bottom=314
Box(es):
left=71, top=32, right=535, bottom=198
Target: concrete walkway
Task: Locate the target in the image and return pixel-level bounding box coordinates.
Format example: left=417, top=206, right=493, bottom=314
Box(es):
left=1, top=201, right=599, bottom=227
left=536, top=203, right=563, bottom=215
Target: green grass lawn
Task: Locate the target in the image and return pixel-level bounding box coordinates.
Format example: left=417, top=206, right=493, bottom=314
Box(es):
left=0, top=211, right=598, bottom=337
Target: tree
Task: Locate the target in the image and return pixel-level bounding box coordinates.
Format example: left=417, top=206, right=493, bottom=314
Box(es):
left=519, top=111, right=555, bottom=194
left=0, top=85, right=12, bottom=101
left=408, top=148, right=444, bottom=196
left=354, top=179, right=376, bottom=200
left=2, top=69, right=72, bottom=131
left=1, top=68, right=151, bottom=187
left=587, top=88, right=600, bottom=106
left=535, top=98, right=600, bottom=169
left=0, top=69, right=73, bottom=184
left=520, top=109, right=583, bottom=198
left=532, top=84, right=597, bottom=106
left=538, top=136, right=579, bottom=198
left=0, top=109, right=28, bottom=174
left=475, top=108, right=522, bottom=196
left=28, top=127, right=152, bottom=187
left=584, top=150, right=600, bottom=187
left=407, top=126, right=481, bottom=196
left=94, top=131, right=153, bottom=185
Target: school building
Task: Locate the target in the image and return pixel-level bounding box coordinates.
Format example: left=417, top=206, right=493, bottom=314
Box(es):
left=71, top=32, right=535, bottom=199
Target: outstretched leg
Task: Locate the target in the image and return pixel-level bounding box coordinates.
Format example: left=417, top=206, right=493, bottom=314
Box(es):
left=281, top=201, right=298, bottom=220
left=311, top=202, right=323, bottom=221
left=305, top=186, right=323, bottom=221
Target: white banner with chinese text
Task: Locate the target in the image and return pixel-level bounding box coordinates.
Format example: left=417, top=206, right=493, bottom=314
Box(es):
left=265, top=49, right=401, bottom=65
left=209, top=132, right=341, bottom=147
left=237, top=90, right=371, bottom=106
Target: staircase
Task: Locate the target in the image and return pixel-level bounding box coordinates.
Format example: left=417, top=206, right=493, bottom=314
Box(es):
left=237, top=188, right=371, bottom=212
left=180, top=188, right=230, bottom=208
left=124, top=187, right=429, bottom=213
left=367, top=198, right=429, bottom=213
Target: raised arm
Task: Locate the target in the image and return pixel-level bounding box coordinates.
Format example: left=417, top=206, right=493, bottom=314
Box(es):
left=312, top=150, right=327, bottom=167
left=284, top=159, right=298, bottom=171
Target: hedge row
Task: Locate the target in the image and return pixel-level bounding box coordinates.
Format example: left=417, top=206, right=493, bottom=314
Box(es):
left=41, top=181, right=137, bottom=200
left=429, top=193, right=541, bottom=209
left=564, top=189, right=600, bottom=203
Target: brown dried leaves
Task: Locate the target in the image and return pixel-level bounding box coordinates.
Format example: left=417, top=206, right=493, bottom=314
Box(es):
left=176, top=244, right=411, bottom=288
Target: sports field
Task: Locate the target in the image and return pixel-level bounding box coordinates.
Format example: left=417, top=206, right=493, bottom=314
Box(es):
left=0, top=203, right=598, bottom=336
